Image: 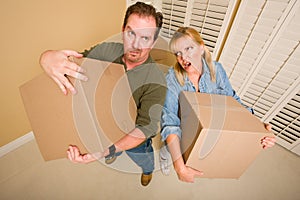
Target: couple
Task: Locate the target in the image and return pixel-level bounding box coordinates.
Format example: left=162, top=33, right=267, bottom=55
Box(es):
left=40, top=2, right=275, bottom=186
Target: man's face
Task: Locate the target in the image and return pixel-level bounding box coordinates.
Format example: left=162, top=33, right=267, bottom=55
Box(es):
left=122, top=14, right=157, bottom=65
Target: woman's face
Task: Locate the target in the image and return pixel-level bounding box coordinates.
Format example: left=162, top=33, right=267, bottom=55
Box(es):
left=173, top=36, right=204, bottom=73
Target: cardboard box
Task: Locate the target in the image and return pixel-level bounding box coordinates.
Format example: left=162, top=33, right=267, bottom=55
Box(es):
left=179, top=91, right=274, bottom=179
left=20, top=58, right=136, bottom=161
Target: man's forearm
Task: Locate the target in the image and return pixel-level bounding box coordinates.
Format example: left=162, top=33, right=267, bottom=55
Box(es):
left=111, top=128, right=146, bottom=153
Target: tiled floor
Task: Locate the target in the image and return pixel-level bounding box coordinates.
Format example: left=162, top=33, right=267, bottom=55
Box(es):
left=0, top=139, right=300, bottom=200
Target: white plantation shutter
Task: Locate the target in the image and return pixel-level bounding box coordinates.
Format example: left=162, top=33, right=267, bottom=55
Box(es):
left=189, top=0, right=231, bottom=52
left=160, top=0, right=235, bottom=57
left=160, top=0, right=188, bottom=39
left=220, top=0, right=298, bottom=96
left=270, top=91, right=300, bottom=152
left=220, top=0, right=281, bottom=92
left=219, top=0, right=300, bottom=154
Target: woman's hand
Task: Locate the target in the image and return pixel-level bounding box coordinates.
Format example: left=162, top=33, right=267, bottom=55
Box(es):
left=175, top=165, right=203, bottom=183
left=39, top=50, right=87, bottom=95
left=261, top=123, right=276, bottom=149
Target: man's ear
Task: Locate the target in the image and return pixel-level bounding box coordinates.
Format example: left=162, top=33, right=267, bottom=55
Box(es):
left=121, top=27, right=125, bottom=40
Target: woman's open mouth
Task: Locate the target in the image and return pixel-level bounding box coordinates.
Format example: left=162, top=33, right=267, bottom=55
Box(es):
left=183, top=61, right=191, bottom=68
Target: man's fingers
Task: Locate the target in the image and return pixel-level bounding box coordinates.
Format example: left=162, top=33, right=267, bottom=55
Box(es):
left=60, top=74, right=77, bottom=94
left=63, top=61, right=88, bottom=83
left=73, top=146, right=81, bottom=158
left=64, top=68, right=88, bottom=82
left=67, top=150, right=74, bottom=162
left=66, top=61, right=87, bottom=75
left=52, top=71, right=76, bottom=95
left=53, top=76, right=67, bottom=95
left=63, top=50, right=83, bottom=58
left=67, top=146, right=75, bottom=161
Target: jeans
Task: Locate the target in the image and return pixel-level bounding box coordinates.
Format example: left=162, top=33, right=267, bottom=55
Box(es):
left=120, top=138, right=154, bottom=175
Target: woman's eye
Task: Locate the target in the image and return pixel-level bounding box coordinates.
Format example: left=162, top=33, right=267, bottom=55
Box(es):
left=175, top=51, right=182, bottom=57
left=186, top=46, right=193, bottom=51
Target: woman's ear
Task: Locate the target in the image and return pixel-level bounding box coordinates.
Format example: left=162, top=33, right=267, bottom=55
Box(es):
left=201, top=44, right=205, bottom=56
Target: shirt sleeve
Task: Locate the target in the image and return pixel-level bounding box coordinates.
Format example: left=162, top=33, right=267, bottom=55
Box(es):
left=135, top=82, right=167, bottom=138
left=160, top=71, right=183, bottom=141
left=80, top=42, right=123, bottom=62
left=215, top=62, right=254, bottom=114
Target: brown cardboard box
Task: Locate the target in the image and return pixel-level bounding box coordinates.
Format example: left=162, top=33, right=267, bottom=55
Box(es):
left=20, top=58, right=136, bottom=161
left=179, top=91, right=274, bottom=179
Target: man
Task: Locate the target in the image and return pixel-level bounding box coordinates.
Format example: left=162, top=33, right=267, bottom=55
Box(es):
left=39, top=2, right=166, bottom=187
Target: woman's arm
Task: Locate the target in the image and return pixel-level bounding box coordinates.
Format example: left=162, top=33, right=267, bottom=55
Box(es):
left=166, top=134, right=203, bottom=183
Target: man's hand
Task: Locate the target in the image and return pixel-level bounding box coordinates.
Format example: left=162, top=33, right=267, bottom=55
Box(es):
left=261, top=123, right=276, bottom=149
left=39, top=50, right=87, bottom=95
left=67, top=145, right=101, bottom=164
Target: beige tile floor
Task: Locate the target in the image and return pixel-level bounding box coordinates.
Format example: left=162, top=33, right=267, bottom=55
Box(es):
left=0, top=138, right=300, bottom=200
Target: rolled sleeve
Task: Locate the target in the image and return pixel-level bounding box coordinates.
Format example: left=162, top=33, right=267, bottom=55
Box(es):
left=160, top=69, right=183, bottom=141
left=160, top=117, right=182, bottom=141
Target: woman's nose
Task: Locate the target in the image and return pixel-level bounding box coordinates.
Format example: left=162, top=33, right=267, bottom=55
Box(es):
left=181, top=51, right=189, bottom=60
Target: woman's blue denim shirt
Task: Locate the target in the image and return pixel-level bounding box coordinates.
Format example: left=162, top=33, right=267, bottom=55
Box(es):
left=160, top=59, right=254, bottom=141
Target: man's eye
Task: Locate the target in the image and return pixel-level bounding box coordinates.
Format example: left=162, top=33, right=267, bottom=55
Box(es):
left=127, top=31, right=135, bottom=37
left=143, top=36, right=151, bottom=41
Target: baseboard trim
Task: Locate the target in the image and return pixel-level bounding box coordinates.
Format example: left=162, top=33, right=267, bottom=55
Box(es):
left=0, top=131, right=35, bottom=157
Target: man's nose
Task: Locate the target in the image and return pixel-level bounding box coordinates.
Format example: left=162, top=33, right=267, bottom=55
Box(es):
left=132, top=37, right=140, bottom=49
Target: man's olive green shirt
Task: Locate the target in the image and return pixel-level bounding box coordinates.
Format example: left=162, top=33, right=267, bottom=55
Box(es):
left=82, top=42, right=167, bottom=139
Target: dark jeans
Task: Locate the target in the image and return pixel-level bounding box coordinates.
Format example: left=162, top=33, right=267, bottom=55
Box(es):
left=116, top=138, right=154, bottom=175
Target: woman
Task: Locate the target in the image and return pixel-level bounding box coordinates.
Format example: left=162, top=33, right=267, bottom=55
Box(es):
left=159, top=27, right=276, bottom=183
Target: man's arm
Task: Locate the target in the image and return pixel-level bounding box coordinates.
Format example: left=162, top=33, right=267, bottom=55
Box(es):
left=66, top=128, right=146, bottom=164
left=104, top=128, right=146, bottom=155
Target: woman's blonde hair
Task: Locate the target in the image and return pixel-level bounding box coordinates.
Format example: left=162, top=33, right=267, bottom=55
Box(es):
left=169, top=27, right=216, bottom=85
